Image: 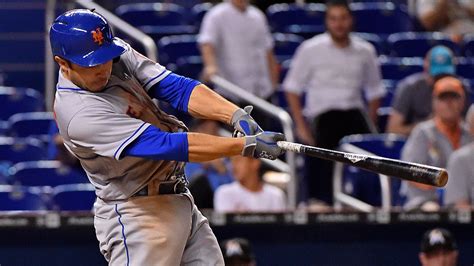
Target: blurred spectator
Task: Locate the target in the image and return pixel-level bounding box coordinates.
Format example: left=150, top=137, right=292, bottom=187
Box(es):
left=416, top=0, right=474, bottom=42
left=402, top=77, right=472, bottom=210
left=419, top=228, right=458, bottom=266
left=214, top=156, right=286, bottom=212
left=283, top=0, right=385, bottom=203
left=185, top=119, right=233, bottom=209
left=198, top=0, right=279, bottom=129
left=445, top=104, right=474, bottom=209
left=220, top=238, right=256, bottom=266
left=387, top=46, right=456, bottom=136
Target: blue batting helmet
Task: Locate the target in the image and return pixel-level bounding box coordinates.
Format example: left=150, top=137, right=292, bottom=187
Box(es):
left=49, top=9, right=126, bottom=67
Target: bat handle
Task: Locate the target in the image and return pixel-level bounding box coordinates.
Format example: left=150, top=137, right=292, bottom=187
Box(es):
left=277, top=141, right=304, bottom=153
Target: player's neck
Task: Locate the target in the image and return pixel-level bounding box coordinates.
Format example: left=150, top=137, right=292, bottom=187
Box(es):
left=239, top=177, right=263, bottom=192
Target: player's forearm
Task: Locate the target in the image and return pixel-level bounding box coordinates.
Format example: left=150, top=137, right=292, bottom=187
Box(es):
left=188, top=84, right=239, bottom=124
left=187, top=132, right=244, bottom=162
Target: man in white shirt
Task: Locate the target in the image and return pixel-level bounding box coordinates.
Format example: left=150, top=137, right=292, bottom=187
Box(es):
left=283, top=0, right=385, bottom=204
left=198, top=0, right=279, bottom=129
left=214, top=156, right=286, bottom=212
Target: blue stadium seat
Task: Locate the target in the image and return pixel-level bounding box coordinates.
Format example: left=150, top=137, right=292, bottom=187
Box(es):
left=138, top=25, right=197, bottom=44
left=191, top=2, right=214, bottom=28
left=350, top=2, right=412, bottom=35
left=0, top=185, right=46, bottom=211
left=273, top=33, right=304, bottom=62
left=456, top=57, right=474, bottom=79
left=0, top=9, right=45, bottom=33
left=8, top=112, right=54, bottom=141
left=381, top=80, right=397, bottom=107
left=116, top=3, right=189, bottom=27
left=175, top=56, right=203, bottom=80
left=353, top=32, right=386, bottom=55
left=266, top=3, right=326, bottom=37
left=157, top=35, right=200, bottom=67
left=380, top=57, right=424, bottom=80
left=377, top=106, right=393, bottom=133
left=0, top=70, right=45, bottom=93
left=339, top=134, right=407, bottom=206
left=388, top=32, right=460, bottom=57
left=0, top=137, right=46, bottom=163
left=52, top=183, right=96, bottom=211
left=10, top=161, right=89, bottom=187
left=0, top=39, right=45, bottom=64
left=0, top=87, right=44, bottom=120
left=463, top=35, right=474, bottom=57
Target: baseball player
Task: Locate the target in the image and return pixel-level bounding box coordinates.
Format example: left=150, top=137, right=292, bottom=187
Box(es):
left=49, top=9, right=285, bottom=265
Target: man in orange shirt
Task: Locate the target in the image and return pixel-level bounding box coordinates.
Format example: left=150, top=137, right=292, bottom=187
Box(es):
left=401, top=76, right=472, bottom=210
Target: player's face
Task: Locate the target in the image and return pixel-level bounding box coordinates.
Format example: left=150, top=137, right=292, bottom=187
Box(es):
left=69, top=60, right=113, bottom=92
left=419, top=250, right=458, bottom=266
left=325, top=6, right=353, bottom=41
left=433, top=93, right=465, bottom=122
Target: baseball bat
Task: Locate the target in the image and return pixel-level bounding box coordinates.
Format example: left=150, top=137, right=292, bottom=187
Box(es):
left=277, top=141, right=448, bottom=187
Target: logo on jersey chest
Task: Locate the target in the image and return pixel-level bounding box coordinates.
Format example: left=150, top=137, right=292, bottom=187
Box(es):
left=92, top=27, right=104, bottom=45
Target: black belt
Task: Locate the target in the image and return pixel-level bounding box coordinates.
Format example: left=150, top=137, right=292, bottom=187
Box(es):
left=132, top=178, right=188, bottom=197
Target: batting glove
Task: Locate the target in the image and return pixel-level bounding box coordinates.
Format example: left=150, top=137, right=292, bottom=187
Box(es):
left=242, top=131, right=286, bottom=160
left=231, top=106, right=263, bottom=137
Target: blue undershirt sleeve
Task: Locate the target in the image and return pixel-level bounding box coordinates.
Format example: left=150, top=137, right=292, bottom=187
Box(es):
left=122, top=125, right=189, bottom=162
left=148, top=72, right=200, bottom=113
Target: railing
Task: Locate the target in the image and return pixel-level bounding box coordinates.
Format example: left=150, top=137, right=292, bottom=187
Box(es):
left=211, top=75, right=298, bottom=208
left=45, top=0, right=159, bottom=110
left=333, top=143, right=392, bottom=212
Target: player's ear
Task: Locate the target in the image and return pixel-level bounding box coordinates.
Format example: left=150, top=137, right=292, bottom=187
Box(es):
left=54, top=56, right=70, bottom=69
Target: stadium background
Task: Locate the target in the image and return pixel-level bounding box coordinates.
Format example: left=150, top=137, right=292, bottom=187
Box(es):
left=0, top=0, right=473, bottom=265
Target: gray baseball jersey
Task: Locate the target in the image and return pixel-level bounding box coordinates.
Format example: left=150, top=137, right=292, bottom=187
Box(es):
left=54, top=39, right=186, bottom=202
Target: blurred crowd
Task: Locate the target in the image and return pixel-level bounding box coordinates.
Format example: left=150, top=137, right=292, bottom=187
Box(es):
left=82, top=0, right=474, bottom=213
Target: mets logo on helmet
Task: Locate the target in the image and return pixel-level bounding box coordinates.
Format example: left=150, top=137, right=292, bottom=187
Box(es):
left=92, top=27, right=104, bottom=45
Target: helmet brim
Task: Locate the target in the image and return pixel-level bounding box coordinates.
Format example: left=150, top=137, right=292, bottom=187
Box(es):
left=68, top=38, right=126, bottom=67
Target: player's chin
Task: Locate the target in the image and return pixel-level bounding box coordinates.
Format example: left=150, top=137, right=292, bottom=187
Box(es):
left=88, top=80, right=108, bottom=92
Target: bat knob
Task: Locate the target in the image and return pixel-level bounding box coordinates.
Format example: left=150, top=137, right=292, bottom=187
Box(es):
left=435, top=170, right=449, bottom=187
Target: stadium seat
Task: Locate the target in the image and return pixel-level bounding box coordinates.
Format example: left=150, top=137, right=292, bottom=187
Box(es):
left=52, top=183, right=96, bottom=211
left=353, top=32, right=386, bottom=55
left=8, top=112, right=54, bottom=141
left=381, top=80, right=397, bottom=107
left=0, top=137, right=46, bottom=163
left=0, top=185, right=46, bottom=211
left=116, top=3, right=196, bottom=41
left=0, top=87, right=44, bottom=120
left=273, top=33, right=304, bottom=62
left=10, top=161, right=89, bottom=187
left=157, top=35, right=200, bottom=67
left=266, top=3, right=326, bottom=37
left=175, top=56, right=203, bottom=80
left=377, top=106, right=393, bottom=133
left=116, top=3, right=188, bottom=27
left=191, top=2, right=214, bottom=28
left=350, top=2, right=412, bottom=35
left=388, top=32, right=460, bottom=57
left=456, top=57, right=474, bottom=79
left=0, top=70, right=45, bottom=94
left=380, top=57, right=424, bottom=80
left=463, top=35, right=474, bottom=57
left=338, top=134, right=407, bottom=206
